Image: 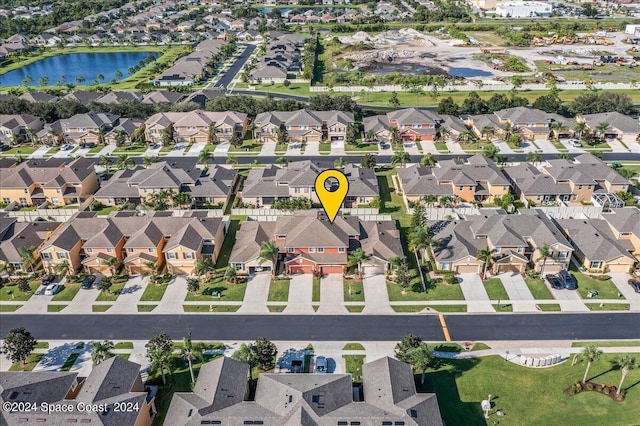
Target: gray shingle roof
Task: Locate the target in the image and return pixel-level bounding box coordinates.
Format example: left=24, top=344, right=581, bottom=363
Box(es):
left=557, top=218, right=635, bottom=262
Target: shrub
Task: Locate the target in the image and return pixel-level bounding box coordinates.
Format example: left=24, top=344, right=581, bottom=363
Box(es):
left=443, top=272, right=457, bottom=285
left=586, top=383, right=594, bottom=391
left=575, top=382, right=583, bottom=391
left=596, top=275, right=610, bottom=281
left=603, top=386, right=611, bottom=395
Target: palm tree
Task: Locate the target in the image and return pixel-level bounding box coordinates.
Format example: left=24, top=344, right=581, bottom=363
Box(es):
left=143, top=156, right=155, bottom=168
left=580, top=344, right=603, bottom=383
left=197, top=150, right=210, bottom=167
left=536, top=243, right=553, bottom=277
left=275, top=156, right=289, bottom=167
left=38, top=76, right=49, bottom=86
left=408, top=227, right=430, bottom=291
left=574, top=121, right=587, bottom=141
left=436, top=126, right=450, bottom=142
left=334, top=157, right=346, bottom=168
left=17, top=246, right=37, bottom=274
left=258, top=240, right=279, bottom=277
left=595, top=121, right=609, bottom=142
left=420, top=153, right=435, bottom=167
left=391, top=151, right=410, bottom=168
left=613, top=355, right=638, bottom=395
left=181, top=337, right=201, bottom=383
left=478, top=246, right=496, bottom=279
left=102, top=257, right=120, bottom=276
left=0, top=262, right=15, bottom=276
left=54, top=260, right=70, bottom=278
left=389, top=127, right=401, bottom=148
left=90, top=340, right=115, bottom=365
left=501, top=122, right=516, bottom=141
left=117, top=154, right=134, bottom=169
left=348, top=248, right=366, bottom=277
left=481, top=125, right=494, bottom=142
left=172, top=192, right=191, bottom=209
left=98, top=155, right=113, bottom=177
left=526, top=151, right=541, bottom=165
left=422, top=194, right=437, bottom=208
left=148, top=347, right=172, bottom=385
left=194, top=258, right=215, bottom=278
left=409, top=343, right=434, bottom=385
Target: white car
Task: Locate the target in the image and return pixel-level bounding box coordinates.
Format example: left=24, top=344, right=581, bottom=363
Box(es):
left=44, top=284, right=63, bottom=296
left=568, top=139, right=582, bottom=147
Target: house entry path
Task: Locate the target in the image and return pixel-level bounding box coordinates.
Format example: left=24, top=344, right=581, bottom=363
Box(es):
left=238, top=274, right=270, bottom=313
left=283, top=274, right=314, bottom=314
left=457, top=273, right=494, bottom=313
left=362, top=272, right=393, bottom=314
left=317, top=274, right=348, bottom=314
left=497, top=273, right=538, bottom=313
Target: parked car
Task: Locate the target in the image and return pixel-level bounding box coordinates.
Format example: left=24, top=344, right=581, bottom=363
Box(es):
left=44, top=283, right=63, bottom=296
left=81, top=275, right=96, bottom=289
left=628, top=279, right=640, bottom=293
left=315, top=356, right=327, bottom=373
left=0, top=144, right=9, bottom=152
left=545, top=274, right=564, bottom=290
left=558, top=270, right=577, bottom=290
left=568, top=139, right=582, bottom=148
left=62, top=144, right=73, bottom=150
left=41, top=274, right=55, bottom=286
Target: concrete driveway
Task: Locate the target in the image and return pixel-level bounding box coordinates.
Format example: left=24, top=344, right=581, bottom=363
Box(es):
left=533, top=139, right=558, bottom=153
left=545, top=279, right=589, bottom=312
left=213, top=142, right=230, bottom=157
left=457, top=273, right=494, bottom=313
left=498, top=273, right=538, bottom=312
left=362, top=271, right=393, bottom=314
left=109, top=276, right=147, bottom=314
left=259, top=142, right=277, bottom=156
left=608, top=272, right=640, bottom=311
left=304, top=143, right=320, bottom=156
left=283, top=274, right=314, bottom=314
left=28, top=145, right=51, bottom=158
left=238, top=274, right=270, bottom=313
left=154, top=276, right=187, bottom=314
left=63, top=285, right=100, bottom=314
left=185, top=142, right=208, bottom=157
left=317, top=274, right=348, bottom=314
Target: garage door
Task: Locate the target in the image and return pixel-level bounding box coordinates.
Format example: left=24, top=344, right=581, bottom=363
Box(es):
left=289, top=265, right=314, bottom=275
left=321, top=265, right=344, bottom=275
left=362, top=265, right=384, bottom=276
left=496, top=264, right=522, bottom=274
left=608, top=263, right=631, bottom=273
left=543, top=264, right=564, bottom=274
left=456, top=264, right=480, bottom=274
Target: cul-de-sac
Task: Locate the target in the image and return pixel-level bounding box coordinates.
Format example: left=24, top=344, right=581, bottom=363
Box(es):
left=0, top=1, right=639, bottom=424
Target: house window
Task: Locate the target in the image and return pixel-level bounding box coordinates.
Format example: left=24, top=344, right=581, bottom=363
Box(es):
left=517, top=247, right=524, bottom=254
left=127, top=248, right=134, bottom=253
left=167, top=252, right=177, bottom=259
left=234, top=263, right=243, bottom=271
left=85, top=248, right=93, bottom=253
left=317, top=248, right=324, bottom=253
left=359, top=197, right=366, bottom=203
left=55, top=188, right=61, bottom=193
left=276, top=234, right=286, bottom=239
left=494, top=246, right=501, bottom=252
left=41, top=252, right=51, bottom=260
left=148, top=248, right=154, bottom=253
left=578, top=185, right=583, bottom=190
left=51, top=198, right=59, bottom=204
left=309, top=248, right=316, bottom=253
left=56, top=252, right=68, bottom=259
left=288, top=248, right=294, bottom=253
left=2, top=198, right=9, bottom=204
left=19, top=198, right=27, bottom=206
left=184, top=252, right=193, bottom=259
left=590, top=261, right=602, bottom=269
left=106, top=248, right=113, bottom=253
left=558, top=252, right=568, bottom=259
left=338, top=247, right=345, bottom=253
left=442, top=262, right=451, bottom=270
left=459, top=186, right=463, bottom=191
left=295, top=187, right=300, bottom=193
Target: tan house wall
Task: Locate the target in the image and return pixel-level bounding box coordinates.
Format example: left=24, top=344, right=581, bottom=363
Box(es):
left=453, top=185, right=475, bottom=202
left=41, top=242, right=83, bottom=274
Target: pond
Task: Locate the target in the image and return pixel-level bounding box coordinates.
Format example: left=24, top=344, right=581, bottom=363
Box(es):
left=0, top=51, right=159, bottom=87
left=448, top=67, right=493, bottom=77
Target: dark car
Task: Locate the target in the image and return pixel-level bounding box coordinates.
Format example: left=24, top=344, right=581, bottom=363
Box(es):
left=628, top=279, right=640, bottom=293
left=81, top=275, right=96, bottom=289
left=558, top=270, right=577, bottom=290
left=545, top=274, right=564, bottom=290
left=41, top=274, right=55, bottom=286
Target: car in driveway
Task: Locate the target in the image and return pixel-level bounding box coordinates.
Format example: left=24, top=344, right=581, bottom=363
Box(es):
left=558, top=270, right=577, bottom=290
left=545, top=274, right=564, bottom=290
left=628, top=279, right=640, bottom=293
left=44, top=283, right=63, bottom=296
left=568, top=139, right=582, bottom=148
left=315, top=356, right=327, bottom=373
left=41, top=274, right=55, bottom=286
left=81, top=275, right=96, bottom=289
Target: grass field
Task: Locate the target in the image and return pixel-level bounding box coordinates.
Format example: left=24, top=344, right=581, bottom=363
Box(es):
left=137, top=304, right=157, bottom=312
left=423, top=354, right=640, bottom=426
left=185, top=278, right=247, bottom=302
left=483, top=278, right=509, bottom=300
left=344, top=279, right=364, bottom=302
left=343, top=355, right=366, bottom=383
left=47, top=304, right=67, bottom=312
left=0, top=305, right=22, bottom=312
left=268, top=279, right=290, bottom=302
left=346, top=305, right=365, bottom=312
left=573, top=273, right=624, bottom=300
left=182, top=305, right=240, bottom=312
left=538, top=303, right=562, bottom=311
left=312, top=278, right=321, bottom=302
left=525, top=278, right=555, bottom=299
left=343, top=343, right=365, bottom=351
left=92, top=304, right=112, bottom=312
left=140, top=284, right=169, bottom=302
left=95, top=283, right=126, bottom=302
left=9, top=354, right=44, bottom=371
left=0, top=281, right=40, bottom=301
left=586, top=303, right=629, bottom=311
left=51, top=283, right=80, bottom=302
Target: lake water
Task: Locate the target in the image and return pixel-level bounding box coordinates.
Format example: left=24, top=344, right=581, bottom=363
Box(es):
left=0, top=51, right=158, bottom=87
left=448, top=67, right=493, bottom=77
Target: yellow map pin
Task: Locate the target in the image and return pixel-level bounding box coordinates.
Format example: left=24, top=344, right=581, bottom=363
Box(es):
left=315, top=169, right=349, bottom=224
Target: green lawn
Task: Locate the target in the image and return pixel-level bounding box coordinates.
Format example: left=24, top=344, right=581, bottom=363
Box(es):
left=387, top=281, right=465, bottom=301
left=268, top=279, right=290, bottom=302
left=9, top=354, right=44, bottom=371
left=47, top=304, right=67, bottom=312
left=113, top=145, right=148, bottom=154
left=185, top=278, right=247, bottom=302
left=0, top=281, right=41, bottom=301
left=137, top=304, right=157, bottom=312
left=345, top=142, right=377, bottom=153
left=319, top=143, right=331, bottom=153
left=343, top=355, right=366, bottom=383
left=525, top=278, right=555, bottom=299
left=51, top=283, right=81, bottom=301
left=0, top=305, right=22, bottom=311
left=423, top=354, right=640, bottom=426
left=427, top=305, right=468, bottom=312
left=312, top=278, right=320, bottom=302
left=470, top=343, right=491, bottom=351
left=493, top=303, right=514, bottom=312
left=538, top=303, right=562, bottom=311
left=114, top=342, right=134, bottom=350
left=183, top=305, right=240, bottom=312
left=572, top=341, right=640, bottom=348
left=92, top=304, right=112, bottom=312
left=344, top=279, right=364, bottom=302
left=573, top=273, right=624, bottom=300
left=0, top=146, right=38, bottom=156
left=483, top=278, right=509, bottom=300
left=140, top=284, right=169, bottom=302
left=95, top=283, right=126, bottom=302
left=60, top=353, right=80, bottom=372
left=95, top=205, right=119, bottom=216
left=268, top=305, right=287, bottom=312
left=228, top=140, right=263, bottom=154
left=346, top=305, right=365, bottom=313
left=435, top=142, right=448, bottom=152
left=392, top=305, right=429, bottom=313
left=461, top=141, right=494, bottom=153
left=215, top=220, right=241, bottom=269
left=586, top=303, right=630, bottom=311
left=343, top=343, right=365, bottom=351
left=88, top=145, right=105, bottom=154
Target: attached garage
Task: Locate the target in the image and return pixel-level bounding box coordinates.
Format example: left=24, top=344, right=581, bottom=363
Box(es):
left=289, top=265, right=314, bottom=275
left=455, top=264, right=481, bottom=274
left=362, top=265, right=385, bottom=276
left=541, top=263, right=565, bottom=274
left=607, top=262, right=632, bottom=273
left=494, top=263, right=523, bottom=274
left=320, top=265, right=344, bottom=275
left=249, top=266, right=272, bottom=274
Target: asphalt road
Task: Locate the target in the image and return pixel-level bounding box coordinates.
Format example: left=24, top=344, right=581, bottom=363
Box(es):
left=214, top=43, right=256, bottom=88
left=1, top=313, right=637, bottom=342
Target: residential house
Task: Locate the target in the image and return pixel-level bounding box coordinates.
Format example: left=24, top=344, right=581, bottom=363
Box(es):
left=504, top=153, right=629, bottom=205
left=39, top=211, right=227, bottom=276
left=230, top=210, right=402, bottom=275
left=165, top=356, right=442, bottom=425
left=363, top=114, right=391, bottom=143
left=94, top=162, right=238, bottom=208
left=430, top=209, right=573, bottom=275
left=493, top=106, right=553, bottom=142
left=0, top=157, right=98, bottom=207
left=241, top=162, right=377, bottom=207
left=0, top=357, right=155, bottom=426
left=19, top=91, right=58, bottom=103
left=253, top=109, right=354, bottom=144
left=103, top=118, right=142, bottom=145
left=601, top=208, right=640, bottom=260
left=142, top=90, right=185, bottom=104
left=578, top=111, right=640, bottom=144
left=0, top=216, right=60, bottom=274
left=250, top=33, right=304, bottom=83
left=557, top=217, right=635, bottom=273
left=94, top=91, right=143, bottom=104
left=153, top=39, right=228, bottom=86
left=144, top=110, right=248, bottom=144
left=60, top=112, right=121, bottom=145
left=184, top=88, right=225, bottom=107
left=0, top=114, right=42, bottom=145
left=386, top=108, right=440, bottom=142
left=397, top=155, right=510, bottom=204
left=63, top=90, right=103, bottom=104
